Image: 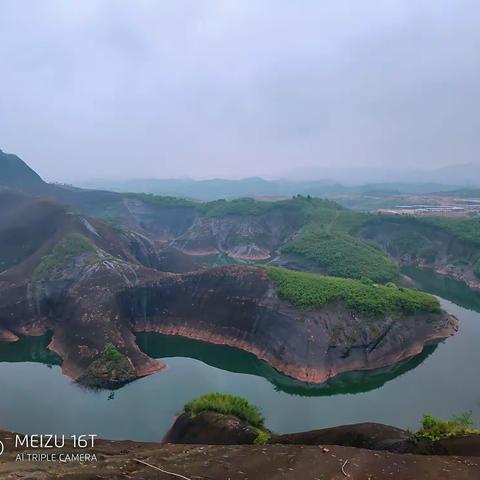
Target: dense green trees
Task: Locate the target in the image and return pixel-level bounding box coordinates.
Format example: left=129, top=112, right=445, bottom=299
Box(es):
left=282, top=231, right=399, bottom=283
left=267, top=267, right=440, bottom=316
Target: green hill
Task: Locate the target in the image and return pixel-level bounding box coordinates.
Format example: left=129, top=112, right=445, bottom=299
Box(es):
left=0, top=149, right=47, bottom=192
left=267, top=267, right=440, bottom=316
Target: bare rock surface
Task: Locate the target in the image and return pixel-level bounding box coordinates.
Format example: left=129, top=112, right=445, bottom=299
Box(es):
left=0, top=430, right=479, bottom=479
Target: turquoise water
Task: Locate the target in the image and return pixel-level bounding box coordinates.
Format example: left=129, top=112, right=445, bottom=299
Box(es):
left=0, top=269, right=479, bottom=441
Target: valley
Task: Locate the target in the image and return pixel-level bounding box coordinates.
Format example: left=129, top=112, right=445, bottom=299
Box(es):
left=3, top=4, right=480, bottom=476
left=0, top=149, right=479, bottom=462
left=1, top=151, right=479, bottom=387
left=0, top=189, right=458, bottom=388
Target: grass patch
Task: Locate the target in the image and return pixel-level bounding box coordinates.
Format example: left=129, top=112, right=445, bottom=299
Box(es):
left=267, top=266, right=441, bottom=317
left=282, top=231, right=398, bottom=283
left=253, top=428, right=271, bottom=445
left=102, top=342, right=125, bottom=362
left=416, top=413, right=480, bottom=442
left=33, top=233, right=96, bottom=282
left=184, top=392, right=265, bottom=429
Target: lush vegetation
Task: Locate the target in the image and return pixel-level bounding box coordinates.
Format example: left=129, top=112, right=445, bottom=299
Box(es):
left=202, top=198, right=278, bottom=217
left=80, top=342, right=132, bottom=387
left=33, top=233, right=96, bottom=282
left=154, top=192, right=473, bottom=238
left=267, top=267, right=441, bottom=316
left=283, top=231, right=398, bottom=283
left=184, top=392, right=265, bottom=429
left=200, top=195, right=340, bottom=219
left=418, top=216, right=480, bottom=248
left=358, top=215, right=480, bottom=275
left=124, top=193, right=341, bottom=220
left=109, top=192, right=480, bottom=282
left=102, top=342, right=125, bottom=362
left=365, top=214, right=480, bottom=249
left=281, top=206, right=398, bottom=282
left=124, top=193, right=198, bottom=209
left=416, top=413, right=480, bottom=442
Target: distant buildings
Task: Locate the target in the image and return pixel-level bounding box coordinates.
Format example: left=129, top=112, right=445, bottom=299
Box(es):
left=377, top=202, right=480, bottom=217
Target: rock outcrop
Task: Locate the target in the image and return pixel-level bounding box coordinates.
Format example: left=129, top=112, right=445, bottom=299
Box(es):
left=359, top=218, right=480, bottom=290
left=163, top=411, right=262, bottom=445
left=163, top=412, right=480, bottom=457
left=0, top=191, right=459, bottom=388
left=172, top=209, right=303, bottom=260
left=123, top=266, right=458, bottom=385
left=1, top=429, right=479, bottom=480
left=272, top=422, right=416, bottom=453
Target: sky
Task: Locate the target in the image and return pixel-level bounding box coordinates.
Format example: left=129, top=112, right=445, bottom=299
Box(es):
left=0, top=0, right=479, bottom=182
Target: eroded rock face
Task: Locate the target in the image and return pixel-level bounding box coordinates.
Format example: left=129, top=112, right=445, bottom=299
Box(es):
left=0, top=256, right=458, bottom=387
left=0, top=192, right=459, bottom=389
left=0, top=191, right=166, bottom=386
left=122, top=266, right=458, bottom=385
left=359, top=220, right=480, bottom=290
left=121, top=197, right=199, bottom=243
left=172, top=210, right=303, bottom=260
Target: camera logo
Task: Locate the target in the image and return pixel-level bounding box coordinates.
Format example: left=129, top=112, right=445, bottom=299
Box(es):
left=0, top=440, right=4, bottom=456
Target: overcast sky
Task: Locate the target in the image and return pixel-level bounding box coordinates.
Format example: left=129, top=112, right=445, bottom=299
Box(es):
left=1, top=0, right=479, bottom=181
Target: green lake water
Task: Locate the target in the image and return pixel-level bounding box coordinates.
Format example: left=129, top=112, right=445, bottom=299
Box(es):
left=0, top=268, right=479, bottom=441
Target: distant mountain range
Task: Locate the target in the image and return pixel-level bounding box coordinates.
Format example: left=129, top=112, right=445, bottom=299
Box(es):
left=77, top=176, right=466, bottom=201
left=0, top=147, right=468, bottom=390
left=1, top=148, right=479, bottom=202
left=283, top=163, right=480, bottom=186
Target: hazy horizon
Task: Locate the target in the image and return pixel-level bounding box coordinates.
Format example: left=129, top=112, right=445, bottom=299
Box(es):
left=1, top=1, right=479, bottom=182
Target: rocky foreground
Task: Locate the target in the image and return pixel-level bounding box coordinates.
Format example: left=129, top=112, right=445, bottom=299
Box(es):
left=1, top=428, right=479, bottom=479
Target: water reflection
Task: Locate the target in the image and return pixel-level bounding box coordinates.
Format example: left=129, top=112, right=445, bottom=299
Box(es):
left=136, top=332, right=438, bottom=397
left=0, top=324, right=441, bottom=398
left=0, top=333, right=61, bottom=365
left=403, top=266, right=480, bottom=313
left=1, top=267, right=475, bottom=401
left=0, top=271, right=478, bottom=439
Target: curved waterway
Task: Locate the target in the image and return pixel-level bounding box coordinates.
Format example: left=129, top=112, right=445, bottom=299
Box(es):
left=0, top=268, right=479, bottom=441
